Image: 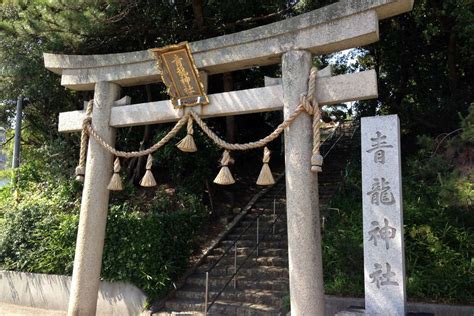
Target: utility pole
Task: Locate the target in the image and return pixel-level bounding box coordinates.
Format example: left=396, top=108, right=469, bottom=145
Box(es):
left=12, top=95, right=23, bottom=169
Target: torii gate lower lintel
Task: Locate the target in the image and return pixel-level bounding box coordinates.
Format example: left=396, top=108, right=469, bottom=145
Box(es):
left=44, top=1, right=414, bottom=315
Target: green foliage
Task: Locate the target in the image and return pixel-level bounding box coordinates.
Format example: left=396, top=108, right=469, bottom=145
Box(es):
left=338, top=0, right=473, bottom=140
left=322, top=158, right=364, bottom=296
left=0, top=159, right=209, bottom=299
left=324, top=131, right=474, bottom=303
left=102, top=190, right=207, bottom=298
left=151, top=128, right=220, bottom=192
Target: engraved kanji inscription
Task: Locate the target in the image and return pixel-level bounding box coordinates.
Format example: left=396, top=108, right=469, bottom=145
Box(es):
left=367, top=177, right=395, bottom=205
left=369, top=262, right=399, bottom=289
left=172, top=55, right=195, bottom=95
left=366, top=131, right=393, bottom=164
left=368, top=218, right=396, bottom=249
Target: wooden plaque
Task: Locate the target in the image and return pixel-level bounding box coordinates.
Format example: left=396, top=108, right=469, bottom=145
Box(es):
left=150, top=42, right=209, bottom=108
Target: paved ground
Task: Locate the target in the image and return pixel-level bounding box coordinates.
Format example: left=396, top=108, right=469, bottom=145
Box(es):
left=0, top=303, right=66, bottom=315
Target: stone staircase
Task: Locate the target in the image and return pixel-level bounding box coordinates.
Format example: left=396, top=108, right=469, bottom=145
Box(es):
left=154, top=122, right=357, bottom=316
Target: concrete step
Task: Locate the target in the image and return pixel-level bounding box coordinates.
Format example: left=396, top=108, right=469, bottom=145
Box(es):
left=231, top=225, right=286, bottom=235
left=244, top=212, right=286, bottom=220
left=162, top=298, right=282, bottom=316
left=196, top=264, right=289, bottom=279
left=205, top=255, right=288, bottom=268
left=219, top=240, right=288, bottom=251
left=186, top=275, right=289, bottom=292
left=211, top=247, right=287, bottom=258
left=238, top=219, right=286, bottom=228
left=226, top=234, right=287, bottom=243
left=175, top=286, right=287, bottom=307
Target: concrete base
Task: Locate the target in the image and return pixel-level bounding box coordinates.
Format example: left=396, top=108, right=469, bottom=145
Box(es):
left=0, top=271, right=148, bottom=315
left=327, top=296, right=474, bottom=316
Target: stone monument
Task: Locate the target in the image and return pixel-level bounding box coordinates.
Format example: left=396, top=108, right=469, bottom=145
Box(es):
left=362, top=115, right=406, bottom=316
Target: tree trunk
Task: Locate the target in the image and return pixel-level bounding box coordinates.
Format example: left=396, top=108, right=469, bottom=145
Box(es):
left=191, top=0, right=205, bottom=31
left=130, top=85, right=153, bottom=184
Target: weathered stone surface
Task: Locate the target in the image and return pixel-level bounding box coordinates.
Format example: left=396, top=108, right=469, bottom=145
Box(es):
left=361, top=115, right=406, bottom=316
left=58, top=70, right=377, bottom=132
left=43, top=0, right=416, bottom=90
left=283, top=50, right=325, bottom=316
left=67, top=82, right=121, bottom=316
left=44, top=0, right=413, bottom=71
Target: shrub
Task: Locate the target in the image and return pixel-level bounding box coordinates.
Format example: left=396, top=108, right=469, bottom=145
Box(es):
left=102, top=190, right=207, bottom=298
left=0, top=162, right=208, bottom=300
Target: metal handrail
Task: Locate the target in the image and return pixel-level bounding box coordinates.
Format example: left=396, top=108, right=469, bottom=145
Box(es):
left=204, top=208, right=285, bottom=313
left=203, top=182, right=286, bottom=314
left=321, top=120, right=358, bottom=158
left=204, top=178, right=286, bottom=274
left=204, top=213, right=257, bottom=273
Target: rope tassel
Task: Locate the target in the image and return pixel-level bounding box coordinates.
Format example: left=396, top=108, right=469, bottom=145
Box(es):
left=214, top=150, right=235, bottom=185
left=177, top=117, right=197, bottom=152
left=107, top=157, right=123, bottom=191
left=140, top=154, right=157, bottom=187
left=256, top=147, right=275, bottom=186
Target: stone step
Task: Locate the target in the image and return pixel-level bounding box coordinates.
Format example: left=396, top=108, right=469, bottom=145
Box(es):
left=239, top=218, right=286, bottom=227
left=162, top=298, right=282, bottom=316
left=230, top=225, right=286, bottom=235
left=257, top=198, right=286, bottom=205
left=196, top=264, right=289, bottom=279
left=205, top=255, right=288, bottom=268
left=244, top=212, right=286, bottom=220
left=226, top=234, right=287, bottom=242
left=219, top=240, right=288, bottom=249
left=186, top=275, right=289, bottom=292
left=175, top=286, right=286, bottom=307
left=211, top=247, right=287, bottom=257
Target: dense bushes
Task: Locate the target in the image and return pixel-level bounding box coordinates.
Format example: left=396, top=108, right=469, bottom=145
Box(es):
left=0, top=162, right=208, bottom=299
left=102, top=192, right=207, bottom=298
left=323, top=113, right=473, bottom=303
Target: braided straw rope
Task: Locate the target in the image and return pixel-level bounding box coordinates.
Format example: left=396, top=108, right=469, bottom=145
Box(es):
left=77, top=67, right=323, bottom=171
left=189, top=105, right=305, bottom=151
left=75, top=100, right=94, bottom=181
left=86, top=113, right=189, bottom=158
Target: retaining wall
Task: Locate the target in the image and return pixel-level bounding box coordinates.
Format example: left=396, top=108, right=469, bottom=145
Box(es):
left=0, top=271, right=148, bottom=315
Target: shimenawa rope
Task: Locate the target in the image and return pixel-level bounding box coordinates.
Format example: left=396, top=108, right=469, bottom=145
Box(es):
left=74, top=67, right=323, bottom=188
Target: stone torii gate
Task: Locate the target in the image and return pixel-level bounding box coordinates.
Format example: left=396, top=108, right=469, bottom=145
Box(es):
left=44, top=1, right=413, bottom=315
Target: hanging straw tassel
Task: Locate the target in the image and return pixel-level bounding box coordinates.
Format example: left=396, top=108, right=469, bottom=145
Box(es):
left=214, top=150, right=235, bottom=185
left=256, top=147, right=275, bottom=186
left=107, top=157, right=123, bottom=191
left=177, top=117, right=197, bottom=152
left=140, top=154, right=157, bottom=187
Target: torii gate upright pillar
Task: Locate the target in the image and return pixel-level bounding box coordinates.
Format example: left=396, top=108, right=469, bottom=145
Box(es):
left=283, top=50, right=325, bottom=315
left=68, top=82, right=121, bottom=316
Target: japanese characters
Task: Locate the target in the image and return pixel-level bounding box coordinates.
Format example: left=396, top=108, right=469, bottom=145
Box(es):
left=362, top=115, right=406, bottom=315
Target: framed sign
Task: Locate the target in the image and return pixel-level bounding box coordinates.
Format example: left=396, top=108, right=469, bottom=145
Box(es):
left=150, top=42, right=209, bottom=108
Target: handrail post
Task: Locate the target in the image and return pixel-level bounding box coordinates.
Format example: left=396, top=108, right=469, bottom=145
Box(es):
left=256, top=217, right=260, bottom=257
left=233, top=244, right=237, bottom=289
left=273, top=198, right=276, bottom=235
left=204, top=271, right=209, bottom=315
